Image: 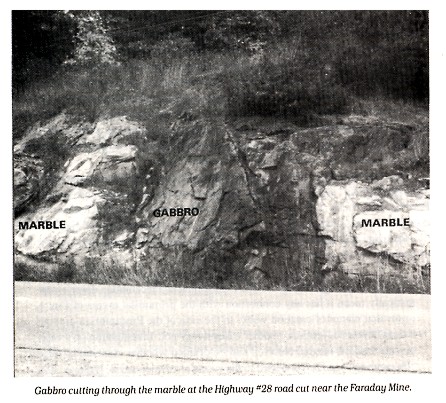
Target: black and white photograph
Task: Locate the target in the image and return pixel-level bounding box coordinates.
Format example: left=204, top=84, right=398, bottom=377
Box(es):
left=7, top=4, right=439, bottom=397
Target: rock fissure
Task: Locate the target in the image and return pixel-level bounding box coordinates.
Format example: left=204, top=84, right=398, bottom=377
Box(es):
left=14, top=114, right=430, bottom=290
left=224, top=129, right=261, bottom=212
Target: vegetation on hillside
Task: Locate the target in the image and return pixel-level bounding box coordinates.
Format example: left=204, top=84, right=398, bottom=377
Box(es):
left=13, top=10, right=428, bottom=139
left=13, top=11, right=430, bottom=294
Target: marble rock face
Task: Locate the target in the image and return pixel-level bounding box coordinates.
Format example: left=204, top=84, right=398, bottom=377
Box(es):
left=316, top=181, right=429, bottom=273
left=14, top=113, right=430, bottom=287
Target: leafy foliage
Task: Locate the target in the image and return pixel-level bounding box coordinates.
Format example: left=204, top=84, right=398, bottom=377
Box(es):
left=13, top=10, right=428, bottom=105
left=12, top=11, right=76, bottom=92
left=200, top=11, right=280, bottom=52
left=64, top=11, right=120, bottom=66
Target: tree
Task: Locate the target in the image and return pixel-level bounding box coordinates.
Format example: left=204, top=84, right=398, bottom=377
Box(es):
left=12, top=11, right=76, bottom=92
left=200, top=11, right=280, bottom=52
left=64, top=11, right=119, bottom=66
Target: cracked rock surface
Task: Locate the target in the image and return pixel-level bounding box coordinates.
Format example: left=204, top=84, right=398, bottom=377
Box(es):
left=14, top=113, right=430, bottom=289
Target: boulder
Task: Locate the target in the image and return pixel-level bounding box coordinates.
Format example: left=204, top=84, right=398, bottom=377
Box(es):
left=317, top=179, right=429, bottom=273
left=78, top=116, right=146, bottom=146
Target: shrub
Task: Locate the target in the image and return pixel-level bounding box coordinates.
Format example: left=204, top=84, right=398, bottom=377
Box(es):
left=13, top=52, right=227, bottom=139
left=64, top=11, right=120, bottom=67
left=150, top=33, right=196, bottom=64
left=14, top=257, right=75, bottom=283
left=13, top=35, right=426, bottom=139
left=201, top=11, right=280, bottom=52
left=220, top=40, right=348, bottom=121
left=336, top=42, right=428, bottom=103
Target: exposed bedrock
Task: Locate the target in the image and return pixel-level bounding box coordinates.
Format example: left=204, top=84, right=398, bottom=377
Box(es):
left=14, top=113, right=430, bottom=289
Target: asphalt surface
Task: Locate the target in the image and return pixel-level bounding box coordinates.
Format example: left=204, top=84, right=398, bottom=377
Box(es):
left=14, top=282, right=431, bottom=376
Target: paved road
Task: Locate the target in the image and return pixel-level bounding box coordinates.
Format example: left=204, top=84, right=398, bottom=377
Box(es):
left=14, top=282, right=431, bottom=376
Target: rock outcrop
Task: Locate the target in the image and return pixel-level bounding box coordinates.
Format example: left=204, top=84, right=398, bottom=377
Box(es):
left=317, top=180, right=429, bottom=272
left=13, top=112, right=430, bottom=291
left=14, top=153, right=43, bottom=213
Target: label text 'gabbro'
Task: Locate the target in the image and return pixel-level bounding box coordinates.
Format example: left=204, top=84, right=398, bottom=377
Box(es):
left=153, top=208, right=199, bottom=217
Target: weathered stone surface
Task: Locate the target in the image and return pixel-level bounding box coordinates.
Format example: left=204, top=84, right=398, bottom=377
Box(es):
left=317, top=179, right=429, bottom=273
left=14, top=113, right=93, bottom=154
left=317, top=183, right=357, bottom=243
left=65, top=145, right=137, bottom=186
left=15, top=187, right=102, bottom=256
left=113, top=230, right=134, bottom=247
left=14, top=153, right=44, bottom=213
left=14, top=113, right=430, bottom=289
left=14, top=116, right=147, bottom=269
left=78, top=116, right=146, bottom=146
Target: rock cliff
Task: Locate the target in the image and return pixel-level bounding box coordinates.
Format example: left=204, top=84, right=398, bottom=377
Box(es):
left=14, top=112, right=430, bottom=291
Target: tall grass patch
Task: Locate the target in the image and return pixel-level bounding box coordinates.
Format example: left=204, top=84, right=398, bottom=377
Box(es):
left=220, top=40, right=349, bottom=122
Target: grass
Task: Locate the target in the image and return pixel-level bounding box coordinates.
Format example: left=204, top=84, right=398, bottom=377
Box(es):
left=347, top=96, right=429, bottom=126
left=13, top=53, right=226, bottom=140
left=72, top=256, right=146, bottom=286
left=220, top=41, right=349, bottom=121
left=318, top=256, right=430, bottom=294
left=13, top=37, right=429, bottom=294
left=15, top=252, right=431, bottom=294
left=15, top=36, right=427, bottom=140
